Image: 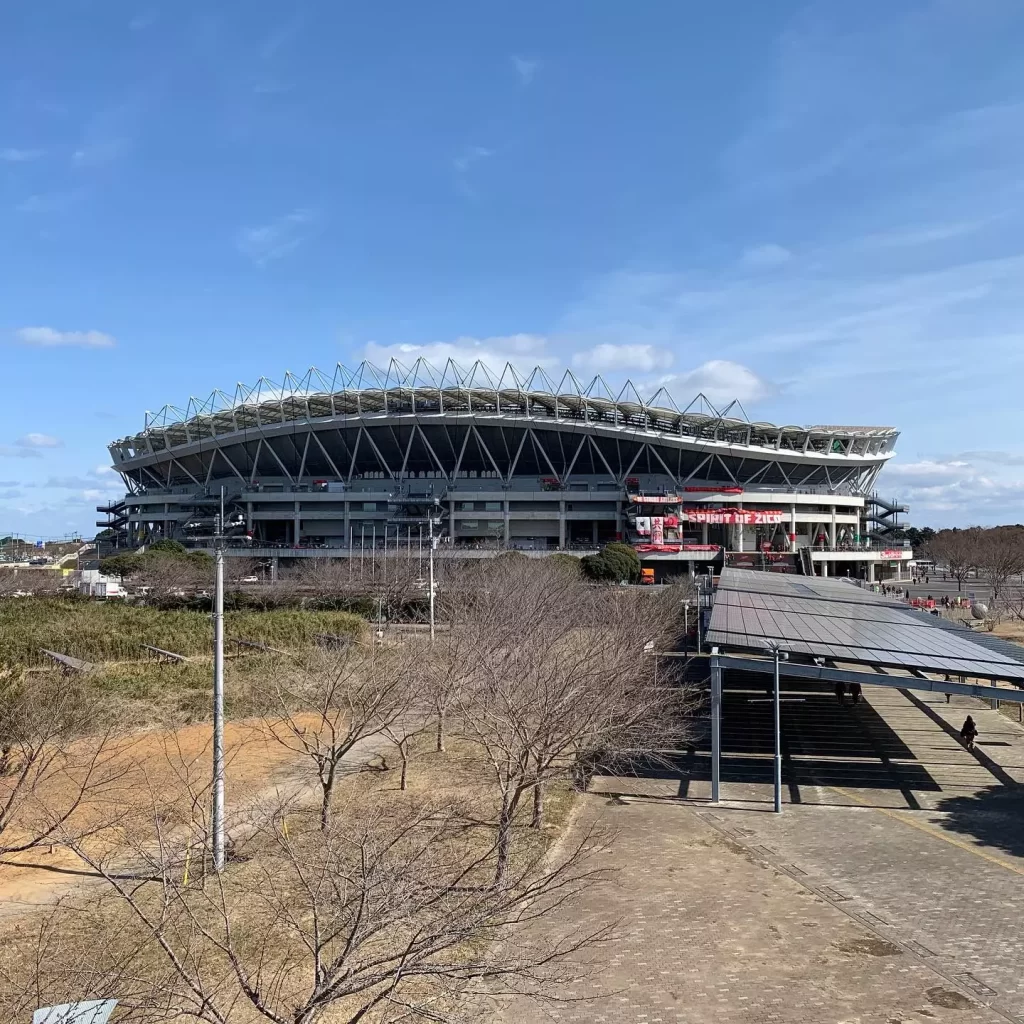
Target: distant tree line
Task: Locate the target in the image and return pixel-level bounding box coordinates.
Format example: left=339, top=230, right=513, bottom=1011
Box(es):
left=925, top=526, right=1024, bottom=600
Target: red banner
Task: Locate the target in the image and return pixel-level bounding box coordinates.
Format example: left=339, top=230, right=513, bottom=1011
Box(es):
left=682, top=508, right=785, bottom=525
left=635, top=543, right=721, bottom=553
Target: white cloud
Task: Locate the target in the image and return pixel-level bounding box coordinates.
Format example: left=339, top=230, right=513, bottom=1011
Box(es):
left=877, top=456, right=1024, bottom=527
left=14, top=326, right=116, bottom=349
left=18, top=433, right=63, bottom=449
left=512, top=55, right=540, bottom=86
left=0, top=447, right=40, bottom=460
left=1, top=147, right=44, bottom=162
left=364, top=334, right=553, bottom=379
left=740, top=243, right=792, bottom=269
left=237, top=208, right=319, bottom=266
left=653, top=360, right=772, bottom=407
left=572, top=343, right=673, bottom=374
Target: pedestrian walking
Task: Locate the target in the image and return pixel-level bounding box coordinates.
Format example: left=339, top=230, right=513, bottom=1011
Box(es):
left=960, top=715, right=978, bottom=751
left=850, top=682, right=862, bottom=704
left=834, top=681, right=846, bottom=705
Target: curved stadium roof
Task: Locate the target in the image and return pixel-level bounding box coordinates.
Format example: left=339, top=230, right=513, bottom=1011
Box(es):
left=111, top=359, right=899, bottom=464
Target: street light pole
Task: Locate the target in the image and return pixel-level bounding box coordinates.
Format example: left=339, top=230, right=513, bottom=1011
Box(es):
left=212, top=487, right=226, bottom=872
left=428, top=500, right=439, bottom=642
left=765, top=640, right=787, bottom=814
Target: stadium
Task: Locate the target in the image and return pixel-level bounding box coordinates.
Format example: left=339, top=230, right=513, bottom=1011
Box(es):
left=97, top=360, right=911, bottom=580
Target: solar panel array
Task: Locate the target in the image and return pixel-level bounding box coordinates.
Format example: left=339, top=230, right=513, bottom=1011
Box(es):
left=706, top=568, right=1024, bottom=682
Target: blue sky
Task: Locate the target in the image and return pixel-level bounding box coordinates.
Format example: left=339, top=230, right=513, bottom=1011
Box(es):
left=2, top=0, right=1024, bottom=537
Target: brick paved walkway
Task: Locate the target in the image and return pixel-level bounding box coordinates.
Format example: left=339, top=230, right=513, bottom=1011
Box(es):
left=489, top=684, right=1024, bottom=1023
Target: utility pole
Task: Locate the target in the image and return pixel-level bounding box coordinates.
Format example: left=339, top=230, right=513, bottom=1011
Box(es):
left=428, top=498, right=440, bottom=642
left=212, top=486, right=226, bottom=872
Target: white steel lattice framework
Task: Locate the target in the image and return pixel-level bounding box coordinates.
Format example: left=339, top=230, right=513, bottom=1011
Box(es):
left=105, top=359, right=899, bottom=497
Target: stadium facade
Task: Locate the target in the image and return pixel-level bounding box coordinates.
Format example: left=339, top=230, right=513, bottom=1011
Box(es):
left=97, top=361, right=910, bottom=580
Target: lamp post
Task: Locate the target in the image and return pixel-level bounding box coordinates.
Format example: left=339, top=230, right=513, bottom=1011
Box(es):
left=212, top=487, right=225, bottom=872
left=764, top=640, right=788, bottom=814
left=428, top=498, right=440, bottom=642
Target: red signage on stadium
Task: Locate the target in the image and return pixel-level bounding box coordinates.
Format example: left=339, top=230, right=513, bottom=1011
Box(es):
left=635, top=543, right=721, bottom=553
left=682, top=508, right=785, bottom=525
left=683, top=486, right=744, bottom=494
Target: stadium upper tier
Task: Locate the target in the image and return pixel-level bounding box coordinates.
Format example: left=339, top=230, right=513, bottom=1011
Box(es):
left=109, top=360, right=898, bottom=483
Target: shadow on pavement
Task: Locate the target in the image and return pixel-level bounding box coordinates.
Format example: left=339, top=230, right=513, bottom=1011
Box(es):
left=934, top=784, right=1024, bottom=860
left=598, top=667, right=941, bottom=808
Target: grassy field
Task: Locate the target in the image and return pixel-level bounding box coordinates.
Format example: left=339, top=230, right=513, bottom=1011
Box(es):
left=0, top=598, right=365, bottom=666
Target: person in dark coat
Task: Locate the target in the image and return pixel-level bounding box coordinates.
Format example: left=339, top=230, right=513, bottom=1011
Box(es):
left=834, top=681, right=846, bottom=704
left=960, top=715, right=978, bottom=751
left=849, top=682, right=862, bottom=704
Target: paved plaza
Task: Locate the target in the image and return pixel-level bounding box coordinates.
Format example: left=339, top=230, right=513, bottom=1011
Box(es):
left=491, top=682, right=1024, bottom=1024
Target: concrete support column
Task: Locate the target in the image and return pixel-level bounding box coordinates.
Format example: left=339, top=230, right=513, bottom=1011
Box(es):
left=449, top=499, right=456, bottom=542
left=270, top=557, right=279, bottom=582
left=503, top=498, right=510, bottom=546
left=702, top=522, right=709, bottom=545
left=868, top=560, right=876, bottom=583
left=829, top=505, right=837, bottom=549
left=592, top=520, right=599, bottom=546
left=790, top=504, right=797, bottom=552
left=294, top=500, right=301, bottom=547
left=616, top=499, right=624, bottom=540
left=343, top=502, right=350, bottom=549
left=246, top=501, right=253, bottom=534
left=558, top=499, right=566, bottom=550
left=711, top=659, right=722, bottom=803
left=821, top=560, right=828, bottom=578
left=736, top=502, right=744, bottom=553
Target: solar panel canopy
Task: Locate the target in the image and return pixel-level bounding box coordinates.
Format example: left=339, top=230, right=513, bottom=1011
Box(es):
left=706, top=568, right=1024, bottom=682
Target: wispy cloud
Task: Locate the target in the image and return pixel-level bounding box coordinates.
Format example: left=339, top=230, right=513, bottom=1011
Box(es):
left=364, top=335, right=553, bottom=378
left=453, top=146, right=494, bottom=174
left=652, top=361, right=772, bottom=407
left=14, top=326, right=116, bottom=349
left=18, top=433, right=62, bottom=449
left=740, top=243, right=792, bottom=269
left=16, top=190, right=83, bottom=214
left=237, top=208, right=320, bottom=266
left=129, top=10, right=156, bottom=31
left=72, top=139, right=130, bottom=168
left=1, top=147, right=44, bottom=162
left=572, top=343, right=673, bottom=374
left=453, top=146, right=494, bottom=198
left=0, top=447, right=40, bottom=460
left=511, top=55, right=540, bottom=86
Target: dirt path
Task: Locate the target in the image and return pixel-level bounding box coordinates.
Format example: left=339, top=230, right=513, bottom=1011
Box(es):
left=0, top=719, right=398, bottom=918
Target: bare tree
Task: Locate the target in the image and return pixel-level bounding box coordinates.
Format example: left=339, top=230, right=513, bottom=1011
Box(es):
left=446, top=559, right=694, bottom=884
left=17, top=795, right=610, bottom=1024
left=256, top=646, right=417, bottom=829
left=926, top=528, right=983, bottom=592
left=976, top=526, right=1024, bottom=606
left=0, top=568, right=63, bottom=598
left=0, top=672, right=128, bottom=857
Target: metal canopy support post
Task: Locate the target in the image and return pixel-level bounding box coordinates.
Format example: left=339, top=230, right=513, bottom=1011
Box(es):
left=710, top=655, right=722, bottom=803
